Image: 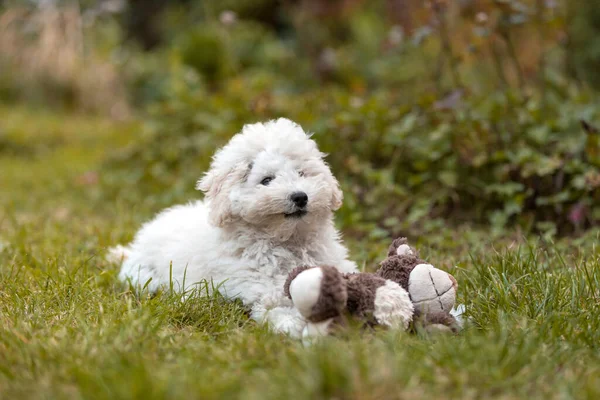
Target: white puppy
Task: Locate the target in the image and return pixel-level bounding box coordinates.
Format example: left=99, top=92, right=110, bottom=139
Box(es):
left=112, top=118, right=357, bottom=337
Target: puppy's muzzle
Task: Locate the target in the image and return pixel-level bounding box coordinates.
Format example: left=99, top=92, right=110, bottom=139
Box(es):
left=286, top=192, right=308, bottom=218
left=290, top=192, right=308, bottom=208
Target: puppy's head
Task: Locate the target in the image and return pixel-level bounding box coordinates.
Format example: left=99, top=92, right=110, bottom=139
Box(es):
left=197, top=118, right=342, bottom=240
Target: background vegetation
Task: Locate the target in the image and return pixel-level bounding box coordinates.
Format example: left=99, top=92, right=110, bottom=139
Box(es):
left=1, top=0, right=600, bottom=398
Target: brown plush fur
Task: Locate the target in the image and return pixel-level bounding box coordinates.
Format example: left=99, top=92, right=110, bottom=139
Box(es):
left=285, top=265, right=350, bottom=323
left=308, top=266, right=348, bottom=323
left=345, top=273, right=387, bottom=324
left=376, top=255, right=422, bottom=290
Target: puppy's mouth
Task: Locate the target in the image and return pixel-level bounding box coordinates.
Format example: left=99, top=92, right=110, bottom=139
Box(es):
left=284, top=209, right=308, bottom=219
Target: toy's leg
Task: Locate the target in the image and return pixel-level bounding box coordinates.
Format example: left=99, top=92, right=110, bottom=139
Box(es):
left=288, top=267, right=328, bottom=318
left=372, top=280, right=414, bottom=330
left=287, top=266, right=348, bottom=337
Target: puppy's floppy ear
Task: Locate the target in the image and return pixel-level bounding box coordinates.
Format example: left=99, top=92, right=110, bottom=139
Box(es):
left=318, top=153, right=343, bottom=211
left=196, top=171, right=216, bottom=195
left=196, top=162, right=247, bottom=227
left=330, top=175, right=343, bottom=211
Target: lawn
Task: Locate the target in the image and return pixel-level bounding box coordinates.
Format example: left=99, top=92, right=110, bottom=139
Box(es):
left=1, top=106, right=600, bottom=399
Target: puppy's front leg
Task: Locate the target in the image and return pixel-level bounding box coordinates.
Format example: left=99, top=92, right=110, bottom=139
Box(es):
left=258, top=306, right=306, bottom=338
left=250, top=293, right=307, bottom=338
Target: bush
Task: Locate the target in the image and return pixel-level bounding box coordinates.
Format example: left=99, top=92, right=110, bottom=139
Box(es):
left=104, top=66, right=600, bottom=238
left=81, top=0, right=600, bottom=238
left=566, top=0, right=600, bottom=89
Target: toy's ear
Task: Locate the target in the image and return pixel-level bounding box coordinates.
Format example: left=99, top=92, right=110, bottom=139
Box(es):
left=387, top=237, right=417, bottom=257
left=196, top=162, right=248, bottom=227
left=376, top=257, right=415, bottom=289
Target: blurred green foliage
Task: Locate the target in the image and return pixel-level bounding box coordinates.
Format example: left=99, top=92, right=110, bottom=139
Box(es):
left=102, top=0, right=600, bottom=239
left=566, top=0, right=600, bottom=89
left=106, top=67, right=600, bottom=239
left=1, top=0, right=600, bottom=238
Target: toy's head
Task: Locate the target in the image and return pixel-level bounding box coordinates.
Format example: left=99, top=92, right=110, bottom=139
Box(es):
left=379, top=237, right=458, bottom=316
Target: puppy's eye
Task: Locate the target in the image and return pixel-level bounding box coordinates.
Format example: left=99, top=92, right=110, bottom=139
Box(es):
left=298, top=171, right=305, bottom=177
left=260, top=177, right=273, bottom=186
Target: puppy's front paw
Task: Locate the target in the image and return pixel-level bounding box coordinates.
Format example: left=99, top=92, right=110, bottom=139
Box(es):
left=301, top=319, right=335, bottom=346
left=268, top=307, right=307, bottom=338
left=260, top=290, right=292, bottom=310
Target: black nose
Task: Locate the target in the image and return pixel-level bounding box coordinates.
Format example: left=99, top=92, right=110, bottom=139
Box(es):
left=290, top=192, right=308, bottom=208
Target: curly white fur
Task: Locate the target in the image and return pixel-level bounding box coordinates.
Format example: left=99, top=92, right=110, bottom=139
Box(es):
left=113, top=118, right=357, bottom=338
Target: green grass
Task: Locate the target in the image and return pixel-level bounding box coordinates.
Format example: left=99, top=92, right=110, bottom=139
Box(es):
left=2, top=106, right=600, bottom=399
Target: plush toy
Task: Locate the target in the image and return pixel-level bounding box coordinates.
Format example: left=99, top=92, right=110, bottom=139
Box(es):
left=284, top=238, right=459, bottom=339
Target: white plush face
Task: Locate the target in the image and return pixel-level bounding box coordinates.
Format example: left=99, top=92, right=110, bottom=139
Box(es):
left=197, top=118, right=343, bottom=240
